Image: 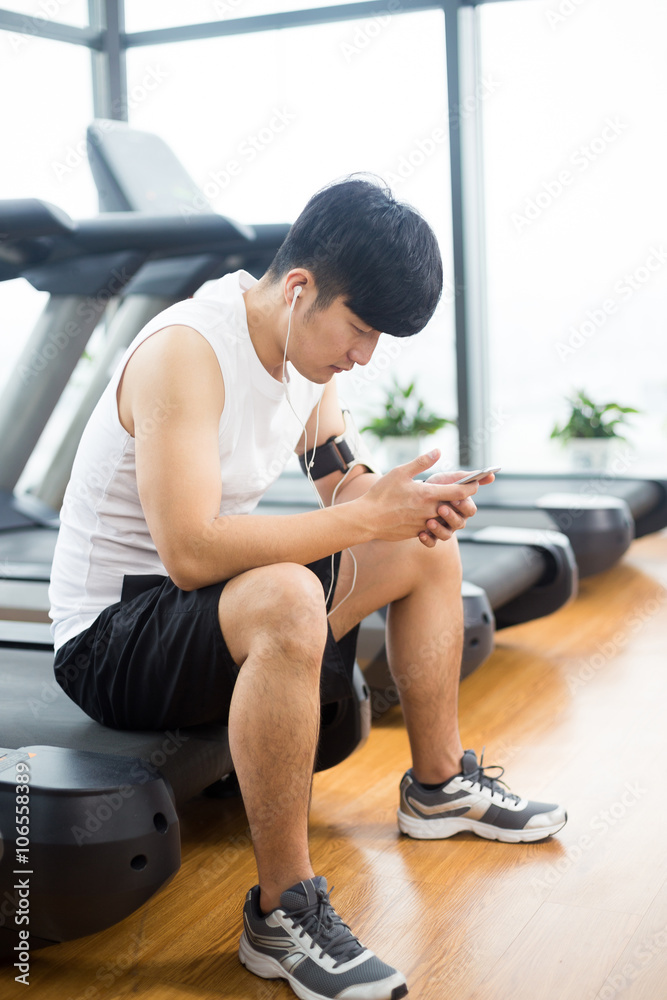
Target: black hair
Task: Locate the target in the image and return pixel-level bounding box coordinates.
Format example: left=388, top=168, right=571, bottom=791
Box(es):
left=266, top=176, right=443, bottom=337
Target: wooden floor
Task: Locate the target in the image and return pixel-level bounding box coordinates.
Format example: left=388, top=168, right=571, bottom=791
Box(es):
left=3, top=531, right=667, bottom=1000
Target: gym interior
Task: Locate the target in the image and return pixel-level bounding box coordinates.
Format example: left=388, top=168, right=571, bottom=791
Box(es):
left=1, top=1, right=666, bottom=998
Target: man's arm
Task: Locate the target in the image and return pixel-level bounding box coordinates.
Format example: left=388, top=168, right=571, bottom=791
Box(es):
left=295, top=379, right=377, bottom=507
left=121, top=328, right=480, bottom=590
left=294, top=381, right=490, bottom=539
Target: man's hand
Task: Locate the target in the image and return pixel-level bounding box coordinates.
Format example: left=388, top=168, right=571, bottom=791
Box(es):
left=357, top=450, right=484, bottom=548
left=420, top=467, right=495, bottom=543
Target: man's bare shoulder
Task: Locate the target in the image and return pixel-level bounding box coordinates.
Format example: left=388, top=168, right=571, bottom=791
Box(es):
left=118, top=325, right=225, bottom=435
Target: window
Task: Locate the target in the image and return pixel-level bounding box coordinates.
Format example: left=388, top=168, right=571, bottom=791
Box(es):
left=4, top=0, right=89, bottom=28
left=0, top=31, right=96, bottom=392
left=479, top=0, right=667, bottom=475
left=126, top=8, right=459, bottom=466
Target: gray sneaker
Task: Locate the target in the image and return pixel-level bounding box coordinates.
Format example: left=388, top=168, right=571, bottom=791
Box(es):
left=239, top=876, right=408, bottom=1000
left=398, top=749, right=567, bottom=843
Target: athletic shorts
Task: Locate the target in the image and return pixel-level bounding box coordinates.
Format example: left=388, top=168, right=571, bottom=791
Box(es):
left=53, top=554, right=359, bottom=732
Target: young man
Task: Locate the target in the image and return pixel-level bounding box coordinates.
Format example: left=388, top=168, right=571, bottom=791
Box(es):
left=49, top=177, right=566, bottom=1000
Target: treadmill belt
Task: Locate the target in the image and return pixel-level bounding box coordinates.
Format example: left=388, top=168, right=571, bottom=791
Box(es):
left=0, top=528, right=58, bottom=563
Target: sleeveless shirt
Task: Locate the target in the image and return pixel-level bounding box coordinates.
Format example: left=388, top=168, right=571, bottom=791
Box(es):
left=48, top=269, right=323, bottom=650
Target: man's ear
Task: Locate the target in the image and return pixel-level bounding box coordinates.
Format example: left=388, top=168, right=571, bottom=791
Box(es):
left=284, top=269, right=316, bottom=309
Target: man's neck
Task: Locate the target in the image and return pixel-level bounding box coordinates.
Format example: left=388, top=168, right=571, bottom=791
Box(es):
left=243, top=279, right=286, bottom=381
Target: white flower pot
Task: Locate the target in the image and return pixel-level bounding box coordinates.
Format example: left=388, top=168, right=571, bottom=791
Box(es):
left=381, top=436, right=423, bottom=469
left=566, top=438, right=613, bottom=472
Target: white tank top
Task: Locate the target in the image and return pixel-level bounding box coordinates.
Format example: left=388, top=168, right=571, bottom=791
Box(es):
left=48, top=270, right=323, bottom=650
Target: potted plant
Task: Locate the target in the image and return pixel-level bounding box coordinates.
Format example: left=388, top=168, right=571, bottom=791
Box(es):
left=550, top=389, right=639, bottom=470
left=361, top=377, right=456, bottom=467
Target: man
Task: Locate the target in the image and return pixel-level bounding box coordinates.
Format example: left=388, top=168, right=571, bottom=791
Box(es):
left=49, top=177, right=566, bottom=1000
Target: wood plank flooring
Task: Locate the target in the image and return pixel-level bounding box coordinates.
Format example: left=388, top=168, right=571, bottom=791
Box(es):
left=2, top=531, right=666, bottom=1000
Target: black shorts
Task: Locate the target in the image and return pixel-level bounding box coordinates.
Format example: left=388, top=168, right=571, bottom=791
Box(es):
left=53, top=554, right=359, bottom=731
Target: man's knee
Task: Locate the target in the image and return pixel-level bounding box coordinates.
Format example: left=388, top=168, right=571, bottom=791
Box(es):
left=257, top=562, right=327, bottom=628
left=219, top=562, right=328, bottom=665
left=404, top=533, right=463, bottom=590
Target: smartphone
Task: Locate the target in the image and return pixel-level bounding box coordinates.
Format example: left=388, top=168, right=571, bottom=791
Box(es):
left=454, top=466, right=501, bottom=485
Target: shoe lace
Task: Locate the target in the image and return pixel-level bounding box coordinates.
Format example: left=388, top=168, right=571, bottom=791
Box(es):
left=466, top=747, right=521, bottom=805
left=287, top=884, right=365, bottom=967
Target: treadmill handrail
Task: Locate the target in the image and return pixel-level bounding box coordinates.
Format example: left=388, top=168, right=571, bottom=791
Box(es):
left=0, top=198, right=75, bottom=240
left=0, top=198, right=258, bottom=281
left=73, top=211, right=256, bottom=252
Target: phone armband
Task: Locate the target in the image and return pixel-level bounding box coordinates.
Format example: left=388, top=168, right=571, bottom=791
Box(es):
left=299, top=409, right=380, bottom=480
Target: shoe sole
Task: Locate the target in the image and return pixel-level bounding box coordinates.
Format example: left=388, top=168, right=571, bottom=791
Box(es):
left=397, top=808, right=568, bottom=843
left=239, top=931, right=409, bottom=1000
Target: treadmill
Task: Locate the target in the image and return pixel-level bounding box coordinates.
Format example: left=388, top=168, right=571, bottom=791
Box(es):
left=475, top=473, right=667, bottom=564
left=0, top=195, right=284, bottom=516
left=0, top=191, right=291, bottom=614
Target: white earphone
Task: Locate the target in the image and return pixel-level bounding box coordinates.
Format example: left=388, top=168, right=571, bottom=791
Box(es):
left=281, top=279, right=358, bottom=614
left=290, top=285, right=302, bottom=311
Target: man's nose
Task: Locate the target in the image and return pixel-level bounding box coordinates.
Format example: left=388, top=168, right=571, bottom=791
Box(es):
left=349, top=335, right=380, bottom=367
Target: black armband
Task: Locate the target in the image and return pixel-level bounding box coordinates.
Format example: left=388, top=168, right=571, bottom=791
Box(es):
left=299, top=410, right=380, bottom=480
left=299, top=434, right=355, bottom=479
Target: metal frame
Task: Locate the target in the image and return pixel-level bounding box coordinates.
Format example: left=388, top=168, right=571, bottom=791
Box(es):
left=88, top=0, right=127, bottom=120
left=0, top=6, right=100, bottom=45
left=0, top=0, right=524, bottom=466
left=445, top=3, right=489, bottom=465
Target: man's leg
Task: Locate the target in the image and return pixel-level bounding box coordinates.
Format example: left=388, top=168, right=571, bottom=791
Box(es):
left=328, top=533, right=567, bottom=842
left=222, top=561, right=410, bottom=1000
left=328, top=535, right=465, bottom=784
left=218, top=562, right=327, bottom=913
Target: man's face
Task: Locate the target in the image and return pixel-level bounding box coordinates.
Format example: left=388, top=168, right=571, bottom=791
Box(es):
left=288, top=295, right=382, bottom=384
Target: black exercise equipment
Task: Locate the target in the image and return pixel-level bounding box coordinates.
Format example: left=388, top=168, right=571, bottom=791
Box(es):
left=0, top=621, right=370, bottom=960
left=0, top=195, right=281, bottom=499
left=476, top=472, right=667, bottom=550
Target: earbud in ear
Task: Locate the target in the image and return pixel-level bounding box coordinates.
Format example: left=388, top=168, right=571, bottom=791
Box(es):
left=291, top=285, right=303, bottom=309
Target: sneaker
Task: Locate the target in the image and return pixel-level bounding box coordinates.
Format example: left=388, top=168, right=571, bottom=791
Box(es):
left=397, top=749, right=567, bottom=843
left=239, top=876, right=408, bottom=1000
